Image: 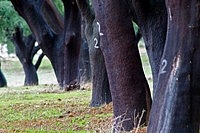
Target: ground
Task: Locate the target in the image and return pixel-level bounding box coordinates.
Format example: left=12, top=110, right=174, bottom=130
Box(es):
left=1, top=56, right=57, bottom=86
left=0, top=86, right=147, bottom=133
left=0, top=46, right=149, bottom=132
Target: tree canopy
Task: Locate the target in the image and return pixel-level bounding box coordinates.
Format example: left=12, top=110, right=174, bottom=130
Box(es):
left=0, top=0, right=63, bottom=53
left=0, top=0, right=30, bottom=53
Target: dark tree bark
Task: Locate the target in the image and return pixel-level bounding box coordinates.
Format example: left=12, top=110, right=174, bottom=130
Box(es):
left=76, top=0, right=112, bottom=107
left=61, top=0, right=81, bottom=90
left=130, top=0, right=168, bottom=95
left=11, top=0, right=81, bottom=89
left=12, top=27, right=42, bottom=86
left=92, top=0, right=152, bottom=131
left=0, top=68, right=7, bottom=87
left=79, top=33, right=91, bottom=83
left=148, top=0, right=200, bottom=132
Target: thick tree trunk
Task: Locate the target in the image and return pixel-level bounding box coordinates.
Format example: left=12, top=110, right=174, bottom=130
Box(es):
left=23, top=62, right=38, bottom=85
left=148, top=1, right=200, bottom=132
left=11, top=0, right=81, bottom=89
left=76, top=0, right=112, bottom=107
left=61, top=0, right=81, bottom=90
left=12, top=27, right=39, bottom=86
left=92, top=0, right=152, bottom=131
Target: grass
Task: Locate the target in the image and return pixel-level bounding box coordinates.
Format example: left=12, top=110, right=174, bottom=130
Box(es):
left=0, top=86, right=113, bottom=132
left=1, top=56, right=57, bottom=86
left=1, top=55, right=53, bottom=73
left=139, top=44, right=153, bottom=92
left=0, top=46, right=151, bottom=132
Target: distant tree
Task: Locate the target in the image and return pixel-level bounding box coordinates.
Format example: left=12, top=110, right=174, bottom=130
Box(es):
left=0, top=63, right=7, bottom=87
left=53, top=0, right=64, bottom=15
left=11, top=0, right=81, bottom=89
left=12, top=27, right=44, bottom=86
left=0, top=0, right=30, bottom=53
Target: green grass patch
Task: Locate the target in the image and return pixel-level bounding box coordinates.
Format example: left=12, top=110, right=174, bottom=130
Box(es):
left=2, top=56, right=53, bottom=74
left=1, top=59, right=22, bottom=73
left=0, top=86, right=113, bottom=132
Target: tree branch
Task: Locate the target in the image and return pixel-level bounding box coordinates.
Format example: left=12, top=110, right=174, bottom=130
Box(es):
left=31, top=45, right=40, bottom=59
left=12, top=27, right=25, bottom=50
left=11, top=0, right=56, bottom=44
left=75, top=0, right=95, bottom=24
left=34, top=53, right=45, bottom=71
left=42, top=0, right=64, bottom=33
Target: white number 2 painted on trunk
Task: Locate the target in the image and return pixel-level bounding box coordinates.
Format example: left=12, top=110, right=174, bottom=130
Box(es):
left=160, top=59, right=167, bottom=74
left=94, top=38, right=99, bottom=49
left=97, top=22, right=104, bottom=36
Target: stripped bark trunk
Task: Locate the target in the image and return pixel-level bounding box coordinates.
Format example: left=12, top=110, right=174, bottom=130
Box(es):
left=130, top=0, right=167, bottom=95
left=148, top=1, right=200, bottom=132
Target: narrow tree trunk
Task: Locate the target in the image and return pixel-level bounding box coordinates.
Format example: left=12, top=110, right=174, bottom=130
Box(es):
left=76, top=0, right=112, bottom=106
left=0, top=68, right=7, bottom=87
left=148, top=1, right=200, bottom=132
left=92, top=0, right=152, bottom=131
left=12, top=27, right=39, bottom=86
left=79, top=35, right=91, bottom=83
left=89, top=42, right=112, bottom=106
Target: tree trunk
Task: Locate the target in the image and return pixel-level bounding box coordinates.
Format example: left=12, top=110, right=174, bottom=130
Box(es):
left=12, top=27, right=39, bottom=86
left=76, top=0, right=112, bottom=107
left=89, top=41, right=112, bottom=106
left=11, top=0, right=81, bottom=89
left=148, top=0, right=200, bottom=132
left=61, top=0, right=81, bottom=90
left=0, top=68, right=7, bottom=87
left=131, top=0, right=167, bottom=95
left=23, top=62, right=38, bottom=85
left=79, top=34, right=91, bottom=83
left=92, top=0, right=152, bottom=131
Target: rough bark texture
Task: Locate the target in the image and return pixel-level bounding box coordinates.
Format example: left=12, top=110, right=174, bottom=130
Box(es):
left=76, top=0, right=112, bottom=107
left=11, top=0, right=81, bottom=89
left=92, top=0, right=152, bottom=131
left=130, top=0, right=167, bottom=94
left=61, top=0, right=81, bottom=90
left=79, top=33, right=91, bottom=83
left=12, top=27, right=41, bottom=86
left=148, top=1, right=200, bottom=132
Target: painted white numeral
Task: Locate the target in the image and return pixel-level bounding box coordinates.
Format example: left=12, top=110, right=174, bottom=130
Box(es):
left=94, top=38, right=99, bottom=49
left=97, top=22, right=104, bottom=36
left=160, top=59, right=167, bottom=74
